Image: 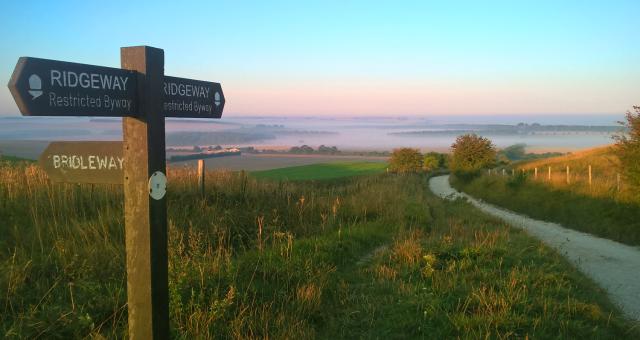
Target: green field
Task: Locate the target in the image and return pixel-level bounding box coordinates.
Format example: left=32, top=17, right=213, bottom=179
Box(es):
left=0, top=163, right=637, bottom=338
left=0, top=154, right=35, bottom=165
left=251, top=161, right=387, bottom=180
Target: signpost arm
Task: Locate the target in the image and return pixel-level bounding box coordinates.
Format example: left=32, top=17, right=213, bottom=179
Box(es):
left=121, top=46, right=169, bottom=339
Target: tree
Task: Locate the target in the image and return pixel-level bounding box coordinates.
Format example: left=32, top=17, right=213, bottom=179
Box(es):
left=613, top=106, right=640, bottom=194
left=389, top=148, right=423, bottom=173
left=423, top=154, right=440, bottom=172
left=318, top=145, right=339, bottom=154
left=500, top=143, right=527, bottom=161
left=449, top=134, right=496, bottom=176
left=289, top=145, right=314, bottom=154
left=424, top=151, right=448, bottom=168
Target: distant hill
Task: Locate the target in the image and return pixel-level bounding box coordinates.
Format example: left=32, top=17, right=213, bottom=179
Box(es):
left=390, top=123, right=621, bottom=136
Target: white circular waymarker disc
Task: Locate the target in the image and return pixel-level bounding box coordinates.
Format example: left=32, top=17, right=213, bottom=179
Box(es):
left=149, top=171, right=167, bottom=200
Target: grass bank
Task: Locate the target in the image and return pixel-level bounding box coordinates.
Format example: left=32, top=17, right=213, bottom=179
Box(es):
left=515, top=146, right=633, bottom=203
left=0, top=164, right=637, bottom=338
left=451, top=174, right=640, bottom=246
left=251, top=162, right=387, bottom=180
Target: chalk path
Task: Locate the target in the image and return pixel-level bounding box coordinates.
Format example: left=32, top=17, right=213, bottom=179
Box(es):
left=428, top=175, right=640, bottom=321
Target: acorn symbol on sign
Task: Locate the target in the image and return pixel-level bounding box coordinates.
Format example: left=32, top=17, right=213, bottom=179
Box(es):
left=28, top=74, right=43, bottom=100
left=214, top=92, right=221, bottom=107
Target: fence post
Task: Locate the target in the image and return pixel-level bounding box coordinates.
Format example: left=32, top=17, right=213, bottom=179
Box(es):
left=534, top=167, right=538, bottom=179
left=548, top=166, right=551, bottom=181
left=197, top=159, right=205, bottom=198
left=566, top=166, right=570, bottom=184
left=588, top=165, right=592, bottom=187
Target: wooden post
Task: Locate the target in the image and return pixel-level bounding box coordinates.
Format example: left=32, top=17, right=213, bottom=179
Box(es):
left=588, top=165, right=592, bottom=187
left=566, top=165, right=570, bottom=184
left=534, top=167, right=538, bottom=179
left=548, top=166, right=551, bottom=181
left=197, top=159, right=205, bottom=197
left=121, top=46, right=169, bottom=340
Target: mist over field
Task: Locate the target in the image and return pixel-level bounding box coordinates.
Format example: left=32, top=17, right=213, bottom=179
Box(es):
left=0, top=114, right=622, bottom=159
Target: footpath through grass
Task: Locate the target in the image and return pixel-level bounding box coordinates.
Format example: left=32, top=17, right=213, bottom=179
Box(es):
left=0, top=164, right=637, bottom=338
left=451, top=174, right=640, bottom=247
left=251, top=161, right=387, bottom=180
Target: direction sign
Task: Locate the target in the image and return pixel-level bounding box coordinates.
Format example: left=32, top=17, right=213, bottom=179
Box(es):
left=8, top=57, right=138, bottom=117
left=8, top=46, right=227, bottom=339
left=162, top=76, right=225, bottom=118
left=39, top=141, right=123, bottom=184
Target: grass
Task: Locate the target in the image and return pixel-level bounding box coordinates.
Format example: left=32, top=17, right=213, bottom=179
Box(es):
left=515, top=145, right=632, bottom=202
left=251, top=161, right=387, bottom=180
left=452, top=173, right=640, bottom=246
left=454, top=145, right=640, bottom=246
left=0, top=163, right=638, bottom=338
left=320, top=197, right=635, bottom=339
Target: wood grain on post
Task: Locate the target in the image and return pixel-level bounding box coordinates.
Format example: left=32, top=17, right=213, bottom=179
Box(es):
left=198, top=159, right=205, bottom=197
left=121, top=46, right=169, bottom=340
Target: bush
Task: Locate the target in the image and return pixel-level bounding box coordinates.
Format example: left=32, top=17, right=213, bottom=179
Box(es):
left=613, top=106, right=640, bottom=197
left=449, top=134, right=496, bottom=178
left=423, top=155, right=439, bottom=172
left=389, top=148, right=423, bottom=173
left=506, top=171, right=527, bottom=189
left=424, top=152, right=448, bottom=169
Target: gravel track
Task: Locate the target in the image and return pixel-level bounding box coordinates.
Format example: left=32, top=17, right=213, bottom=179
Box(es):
left=429, top=175, right=640, bottom=321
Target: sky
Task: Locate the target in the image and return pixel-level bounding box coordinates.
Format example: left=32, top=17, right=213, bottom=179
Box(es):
left=0, top=0, right=638, bottom=117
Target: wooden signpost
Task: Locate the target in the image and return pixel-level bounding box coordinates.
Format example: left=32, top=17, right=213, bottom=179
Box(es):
left=8, top=46, right=225, bottom=340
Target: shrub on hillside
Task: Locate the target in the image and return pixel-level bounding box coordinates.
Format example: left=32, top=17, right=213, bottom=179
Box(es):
left=423, top=154, right=439, bottom=172
left=449, top=134, right=496, bottom=179
left=614, top=106, right=640, bottom=196
left=389, top=148, right=423, bottom=173
left=424, top=151, right=448, bottom=169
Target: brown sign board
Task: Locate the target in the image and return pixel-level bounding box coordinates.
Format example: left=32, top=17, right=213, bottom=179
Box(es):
left=8, top=57, right=138, bottom=117
left=38, top=141, right=124, bottom=184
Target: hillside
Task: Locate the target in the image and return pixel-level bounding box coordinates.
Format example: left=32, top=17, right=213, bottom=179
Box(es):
left=520, top=145, right=619, bottom=179
left=451, top=145, right=640, bottom=246
left=1, top=163, right=637, bottom=337
left=513, top=145, right=631, bottom=203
